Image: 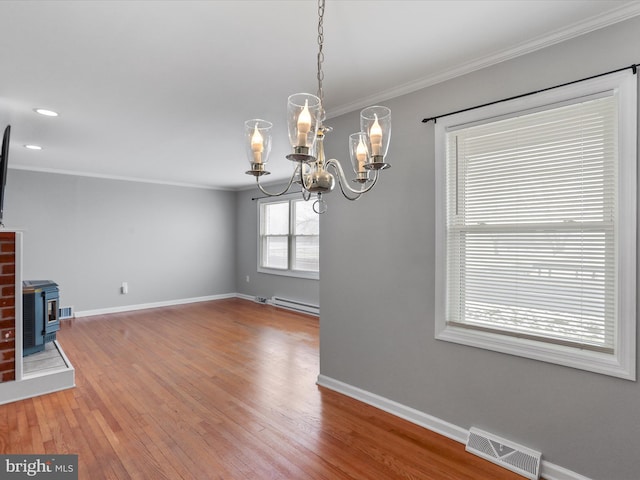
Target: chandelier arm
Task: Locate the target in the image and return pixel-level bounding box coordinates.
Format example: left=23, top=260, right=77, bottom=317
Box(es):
left=255, top=165, right=299, bottom=197
left=298, top=163, right=311, bottom=202
left=326, top=158, right=379, bottom=200
left=300, top=162, right=313, bottom=192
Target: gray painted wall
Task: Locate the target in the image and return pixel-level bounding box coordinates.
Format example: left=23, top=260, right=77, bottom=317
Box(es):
left=4, top=170, right=236, bottom=311
left=319, top=16, right=640, bottom=480
left=235, top=185, right=319, bottom=307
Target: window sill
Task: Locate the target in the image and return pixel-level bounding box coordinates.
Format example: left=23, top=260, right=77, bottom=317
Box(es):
left=435, top=323, right=635, bottom=381
left=258, top=267, right=319, bottom=280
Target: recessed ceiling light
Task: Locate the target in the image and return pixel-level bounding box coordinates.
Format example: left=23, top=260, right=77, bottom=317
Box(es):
left=33, top=108, right=59, bottom=117
left=24, top=145, right=43, bottom=150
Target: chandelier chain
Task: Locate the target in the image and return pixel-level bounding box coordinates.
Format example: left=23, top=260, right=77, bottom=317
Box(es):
left=316, top=0, right=325, bottom=119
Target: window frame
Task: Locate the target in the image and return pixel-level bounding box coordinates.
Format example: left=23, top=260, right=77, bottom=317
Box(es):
left=257, top=196, right=320, bottom=280
left=434, top=71, right=637, bottom=380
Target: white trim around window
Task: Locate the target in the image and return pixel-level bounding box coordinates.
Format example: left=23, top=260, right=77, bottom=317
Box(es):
left=434, top=71, right=637, bottom=380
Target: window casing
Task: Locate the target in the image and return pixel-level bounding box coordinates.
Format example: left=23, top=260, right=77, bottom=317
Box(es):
left=434, top=72, right=637, bottom=379
left=258, top=197, right=319, bottom=279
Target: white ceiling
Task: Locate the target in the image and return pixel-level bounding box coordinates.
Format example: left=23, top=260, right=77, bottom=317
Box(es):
left=1, top=0, right=639, bottom=190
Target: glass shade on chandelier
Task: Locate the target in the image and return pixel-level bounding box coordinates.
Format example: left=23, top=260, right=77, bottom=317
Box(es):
left=244, top=119, right=273, bottom=176
left=349, top=132, right=371, bottom=183
left=360, top=106, right=391, bottom=168
left=286, top=93, right=322, bottom=161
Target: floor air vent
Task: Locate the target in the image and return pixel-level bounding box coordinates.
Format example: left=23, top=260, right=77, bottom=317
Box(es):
left=466, top=427, right=541, bottom=480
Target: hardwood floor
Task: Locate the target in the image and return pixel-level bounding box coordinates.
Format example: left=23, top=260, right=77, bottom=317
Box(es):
left=0, top=298, right=522, bottom=479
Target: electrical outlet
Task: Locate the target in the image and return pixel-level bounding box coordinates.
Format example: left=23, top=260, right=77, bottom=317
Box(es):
left=246, top=275, right=250, bottom=283
left=121, top=282, right=128, bottom=294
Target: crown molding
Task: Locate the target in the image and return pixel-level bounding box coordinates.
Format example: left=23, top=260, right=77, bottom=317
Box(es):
left=8, top=164, right=234, bottom=191
left=327, top=2, right=640, bottom=119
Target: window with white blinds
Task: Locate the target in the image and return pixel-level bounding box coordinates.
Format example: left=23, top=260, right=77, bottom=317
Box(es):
left=258, top=197, right=319, bottom=279
left=434, top=71, right=637, bottom=379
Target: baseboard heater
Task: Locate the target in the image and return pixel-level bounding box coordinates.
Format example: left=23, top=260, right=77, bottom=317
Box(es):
left=269, top=296, right=319, bottom=316
left=466, top=427, right=541, bottom=479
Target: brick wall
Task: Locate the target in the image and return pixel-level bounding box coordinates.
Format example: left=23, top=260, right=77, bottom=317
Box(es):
left=0, top=232, right=16, bottom=382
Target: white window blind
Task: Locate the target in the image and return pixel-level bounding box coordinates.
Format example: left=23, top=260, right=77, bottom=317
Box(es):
left=292, top=199, right=320, bottom=272
left=446, top=94, right=617, bottom=352
left=260, top=201, right=289, bottom=270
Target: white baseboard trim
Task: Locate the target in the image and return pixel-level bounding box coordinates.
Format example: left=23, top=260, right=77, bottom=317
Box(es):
left=316, top=374, right=591, bottom=480
left=75, top=293, right=237, bottom=318
left=235, top=293, right=254, bottom=302
left=542, top=463, right=593, bottom=480
left=316, top=374, right=468, bottom=442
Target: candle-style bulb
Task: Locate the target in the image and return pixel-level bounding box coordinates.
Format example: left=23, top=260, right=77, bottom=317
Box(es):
left=297, top=100, right=312, bottom=147
left=369, top=113, right=383, bottom=156
left=251, top=123, right=264, bottom=164
left=356, top=137, right=367, bottom=172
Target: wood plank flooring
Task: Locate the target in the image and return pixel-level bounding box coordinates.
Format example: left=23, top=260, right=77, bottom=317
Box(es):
left=0, top=298, right=522, bottom=479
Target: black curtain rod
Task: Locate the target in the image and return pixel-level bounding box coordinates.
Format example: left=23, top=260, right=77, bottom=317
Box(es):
left=421, top=63, right=639, bottom=124
left=251, top=190, right=304, bottom=201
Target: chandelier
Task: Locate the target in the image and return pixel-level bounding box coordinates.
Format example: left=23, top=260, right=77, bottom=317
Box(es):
left=243, top=0, right=391, bottom=214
